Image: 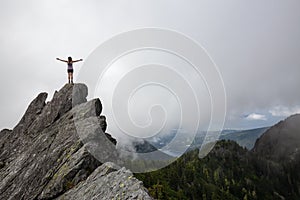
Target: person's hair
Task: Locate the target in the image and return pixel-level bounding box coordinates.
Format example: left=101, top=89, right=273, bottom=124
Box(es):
left=68, top=56, right=72, bottom=62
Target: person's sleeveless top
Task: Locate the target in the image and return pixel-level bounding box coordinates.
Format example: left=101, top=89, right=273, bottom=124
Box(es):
left=67, top=62, right=73, bottom=70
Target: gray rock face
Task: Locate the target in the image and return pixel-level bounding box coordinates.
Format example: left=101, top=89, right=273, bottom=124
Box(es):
left=56, top=162, right=152, bottom=200
left=13, top=92, right=48, bottom=134
left=0, top=83, right=152, bottom=200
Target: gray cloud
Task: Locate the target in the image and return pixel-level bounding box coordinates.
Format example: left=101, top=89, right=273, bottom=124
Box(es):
left=1, top=0, right=300, bottom=133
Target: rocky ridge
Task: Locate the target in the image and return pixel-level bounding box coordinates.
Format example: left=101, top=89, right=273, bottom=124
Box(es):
left=0, top=83, right=152, bottom=200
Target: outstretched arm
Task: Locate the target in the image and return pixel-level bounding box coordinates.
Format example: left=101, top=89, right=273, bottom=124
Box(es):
left=72, top=59, right=83, bottom=63
left=56, top=58, right=68, bottom=62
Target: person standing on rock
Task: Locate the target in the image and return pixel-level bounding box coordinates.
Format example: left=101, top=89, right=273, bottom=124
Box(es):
left=56, top=56, right=83, bottom=84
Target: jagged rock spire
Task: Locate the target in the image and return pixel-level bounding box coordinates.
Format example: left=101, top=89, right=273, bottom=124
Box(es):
left=0, top=83, right=152, bottom=200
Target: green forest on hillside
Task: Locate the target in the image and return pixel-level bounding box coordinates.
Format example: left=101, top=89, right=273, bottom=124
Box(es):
left=136, top=140, right=300, bottom=200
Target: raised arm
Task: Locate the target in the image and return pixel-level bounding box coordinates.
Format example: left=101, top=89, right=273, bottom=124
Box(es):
left=56, top=58, right=68, bottom=62
left=72, top=59, right=83, bottom=63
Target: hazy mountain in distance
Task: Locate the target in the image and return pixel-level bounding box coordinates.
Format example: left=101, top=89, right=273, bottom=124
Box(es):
left=253, top=114, right=300, bottom=163
left=146, top=127, right=270, bottom=156
left=220, top=127, right=269, bottom=149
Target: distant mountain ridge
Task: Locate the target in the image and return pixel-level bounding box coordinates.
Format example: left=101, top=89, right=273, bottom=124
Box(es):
left=144, top=127, right=270, bottom=157
left=220, top=127, right=269, bottom=149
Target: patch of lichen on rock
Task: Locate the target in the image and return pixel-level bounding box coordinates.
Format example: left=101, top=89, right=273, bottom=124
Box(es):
left=65, top=180, right=75, bottom=190
left=39, top=140, right=100, bottom=199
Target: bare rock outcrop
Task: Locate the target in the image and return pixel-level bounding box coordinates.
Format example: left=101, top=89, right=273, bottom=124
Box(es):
left=0, top=83, right=152, bottom=200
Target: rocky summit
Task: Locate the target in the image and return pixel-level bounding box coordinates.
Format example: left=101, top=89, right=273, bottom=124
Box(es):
left=0, top=83, right=152, bottom=200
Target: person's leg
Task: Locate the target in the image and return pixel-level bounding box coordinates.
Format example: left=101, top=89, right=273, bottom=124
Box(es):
left=71, top=73, right=73, bottom=84
left=68, top=73, right=71, bottom=84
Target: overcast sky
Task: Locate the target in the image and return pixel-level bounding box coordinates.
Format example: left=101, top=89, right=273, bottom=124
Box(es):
left=1, top=0, right=300, bottom=133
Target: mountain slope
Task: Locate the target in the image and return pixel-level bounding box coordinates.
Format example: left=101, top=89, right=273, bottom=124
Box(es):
left=253, top=114, right=300, bottom=162
left=137, top=141, right=278, bottom=200
left=137, top=115, right=300, bottom=200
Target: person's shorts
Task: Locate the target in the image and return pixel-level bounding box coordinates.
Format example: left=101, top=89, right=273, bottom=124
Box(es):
left=67, top=69, right=74, bottom=73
